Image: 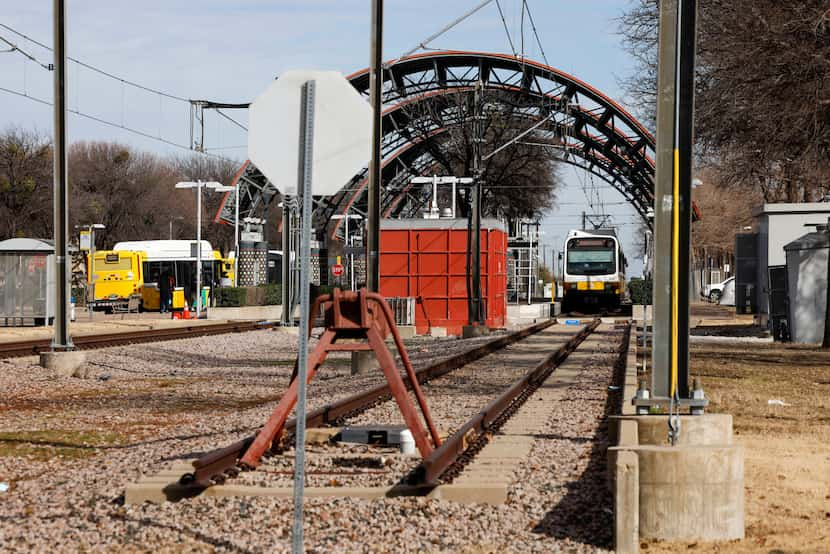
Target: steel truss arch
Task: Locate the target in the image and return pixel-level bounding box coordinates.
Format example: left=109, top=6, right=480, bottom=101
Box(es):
left=216, top=51, right=657, bottom=238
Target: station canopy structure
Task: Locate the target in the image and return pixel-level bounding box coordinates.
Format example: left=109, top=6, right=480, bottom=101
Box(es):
left=214, top=51, right=658, bottom=240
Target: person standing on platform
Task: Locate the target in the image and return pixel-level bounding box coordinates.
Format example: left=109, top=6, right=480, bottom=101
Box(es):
left=159, top=271, right=170, bottom=313
left=167, top=273, right=175, bottom=312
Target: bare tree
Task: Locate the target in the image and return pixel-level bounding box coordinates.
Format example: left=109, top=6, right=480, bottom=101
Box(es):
left=69, top=142, right=184, bottom=248
left=398, top=87, right=562, bottom=221
left=0, top=128, right=53, bottom=239
left=618, top=0, right=830, bottom=202
left=169, top=154, right=239, bottom=253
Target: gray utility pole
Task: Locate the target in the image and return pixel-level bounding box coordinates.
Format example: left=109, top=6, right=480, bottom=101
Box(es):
left=470, top=79, right=485, bottom=324
left=281, top=202, right=292, bottom=325
left=650, top=0, right=697, bottom=402
left=51, top=0, right=72, bottom=351
left=366, top=0, right=383, bottom=292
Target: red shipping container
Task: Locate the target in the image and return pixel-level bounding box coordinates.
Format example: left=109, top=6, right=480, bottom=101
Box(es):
left=380, top=219, right=507, bottom=336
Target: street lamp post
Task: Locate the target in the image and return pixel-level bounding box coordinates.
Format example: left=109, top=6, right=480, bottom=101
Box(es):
left=175, top=180, right=225, bottom=319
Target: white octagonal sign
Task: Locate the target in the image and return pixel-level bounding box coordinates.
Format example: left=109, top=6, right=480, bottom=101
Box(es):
left=248, top=70, right=372, bottom=196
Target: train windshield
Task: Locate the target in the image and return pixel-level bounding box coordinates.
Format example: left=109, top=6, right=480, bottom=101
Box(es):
left=566, top=238, right=616, bottom=275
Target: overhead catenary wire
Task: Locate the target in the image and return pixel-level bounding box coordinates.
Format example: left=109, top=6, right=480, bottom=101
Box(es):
left=0, top=22, right=246, bottom=161
left=0, top=22, right=189, bottom=103
left=494, top=0, right=519, bottom=57
left=0, top=33, right=53, bottom=70
left=0, top=85, right=238, bottom=163
left=214, top=108, right=248, bottom=131
left=522, top=0, right=550, bottom=67
left=395, top=0, right=495, bottom=61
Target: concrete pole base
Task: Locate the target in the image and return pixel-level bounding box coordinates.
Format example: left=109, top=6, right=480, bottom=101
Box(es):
left=39, top=350, right=87, bottom=378
left=461, top=325, right=491, bottom=339
left=350, top=350, right=376, bottom=375
left=609, top=414, right=745, bottom=545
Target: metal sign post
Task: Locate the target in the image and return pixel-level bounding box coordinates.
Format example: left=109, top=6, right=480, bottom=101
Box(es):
left=247, top=67, right=372, bottom=552
left=291, top=79, right=315, bottom=554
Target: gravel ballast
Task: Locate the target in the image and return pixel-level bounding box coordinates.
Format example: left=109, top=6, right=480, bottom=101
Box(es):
left=0, top=323, right=625, bottom=552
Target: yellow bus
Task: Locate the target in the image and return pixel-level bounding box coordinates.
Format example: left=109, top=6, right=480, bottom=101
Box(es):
left=88, top=240, right=223, bottom=312
left=87, top=250, right=145, bottom=308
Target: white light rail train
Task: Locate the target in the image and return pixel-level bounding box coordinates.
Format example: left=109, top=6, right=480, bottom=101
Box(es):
left=561, top=229, right=627, bottom=313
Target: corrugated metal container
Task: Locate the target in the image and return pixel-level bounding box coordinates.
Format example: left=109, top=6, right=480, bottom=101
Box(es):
left=380, top=219, right=507, bottom=335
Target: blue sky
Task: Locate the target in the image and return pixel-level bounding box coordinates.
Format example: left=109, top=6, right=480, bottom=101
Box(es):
left=0, top=0, right=646, bottom=275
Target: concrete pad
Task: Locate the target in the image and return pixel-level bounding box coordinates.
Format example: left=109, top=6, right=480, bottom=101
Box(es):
left=393, top=325, right=416, bottom=339
left=208, top=305, right=282, bottom=321
left=124, top=477, right=509, bottom=506
left=39, top=350, right=87, bottom=377
left=350, top=350, right=376, bottom=375
left=429, top=327, right=447, bottom=338
left=461, top=325, right=491, bottom=339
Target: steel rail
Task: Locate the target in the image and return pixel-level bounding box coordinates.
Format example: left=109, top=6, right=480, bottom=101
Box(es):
left=0, top=320, right=274, bottom=358
left=410, top=318, right=602, bottom=486
left=187, top=318, right=558, bottom=487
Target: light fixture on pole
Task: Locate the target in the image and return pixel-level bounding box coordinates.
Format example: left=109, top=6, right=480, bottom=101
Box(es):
left=175, top=180, right=225, bottom=319
left=410, top=176, right=473, bottom=219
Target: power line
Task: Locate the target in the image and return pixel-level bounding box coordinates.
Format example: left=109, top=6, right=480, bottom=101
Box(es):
left=0, top=33, right=53, bottom=70
left=0, top=85, right=238, bottom=163
left=215, top=108, right=248, bottom=131
left=494, top=0, right=518, bottom=57
left=522, top=0, right=550, bottom=67
left=0, top=22, right=189, bottom=103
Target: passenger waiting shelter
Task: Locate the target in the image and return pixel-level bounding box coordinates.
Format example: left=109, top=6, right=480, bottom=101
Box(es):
left=0, top=238, right=55, bottom=326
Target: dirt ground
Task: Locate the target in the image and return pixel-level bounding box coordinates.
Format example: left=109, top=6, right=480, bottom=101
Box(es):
left=645, top=339, right=830, bottom=553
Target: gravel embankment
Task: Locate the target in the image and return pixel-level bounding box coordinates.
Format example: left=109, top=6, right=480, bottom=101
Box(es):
left=0, top=324, right=624, bottom=552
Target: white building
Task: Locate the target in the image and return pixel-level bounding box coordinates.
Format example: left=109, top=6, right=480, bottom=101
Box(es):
left=751, top=203, right=830, bottom=326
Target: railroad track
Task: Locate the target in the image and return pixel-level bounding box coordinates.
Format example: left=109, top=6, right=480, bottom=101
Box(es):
left=410, top=318, right=602, bottom=485
left=0, top=320, right=276, bottom=359
left=184, top=318, right=600, bottom=489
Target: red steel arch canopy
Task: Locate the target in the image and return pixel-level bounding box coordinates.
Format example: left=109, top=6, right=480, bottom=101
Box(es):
left=215, top=51, right=658, bottom=237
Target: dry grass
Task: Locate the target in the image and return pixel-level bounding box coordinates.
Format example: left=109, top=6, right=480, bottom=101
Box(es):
left=0, top=429, right=124, bottom=461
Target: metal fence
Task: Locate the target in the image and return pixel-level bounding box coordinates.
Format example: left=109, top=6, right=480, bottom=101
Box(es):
left=385, top=296, right=415, bottom=326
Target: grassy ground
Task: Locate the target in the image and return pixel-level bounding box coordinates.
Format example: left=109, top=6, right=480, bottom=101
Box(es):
left=645, top=339, right=830, bottom=553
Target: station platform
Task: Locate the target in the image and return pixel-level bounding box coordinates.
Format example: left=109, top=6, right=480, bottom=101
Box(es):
left=0, top=311, right=228, bottom=343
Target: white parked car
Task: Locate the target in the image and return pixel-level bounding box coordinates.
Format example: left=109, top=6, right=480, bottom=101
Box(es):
left=703, top=276, right=735, bottom=305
